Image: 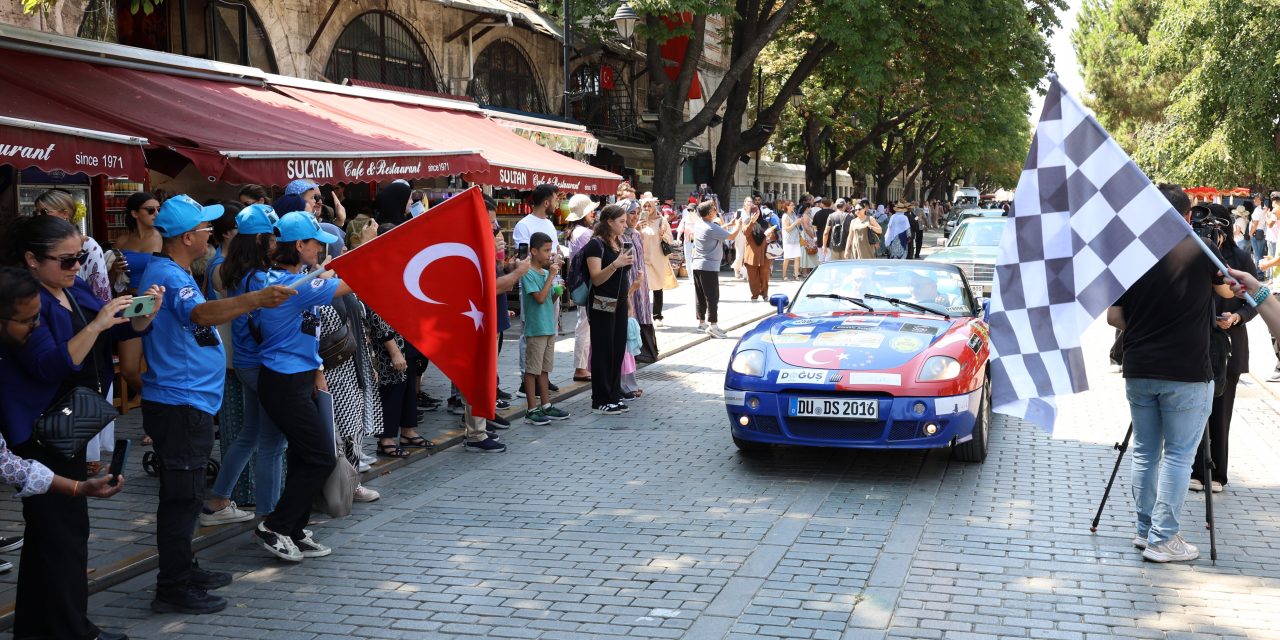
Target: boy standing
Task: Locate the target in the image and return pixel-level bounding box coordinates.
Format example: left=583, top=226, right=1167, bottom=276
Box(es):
left=521, top=232, right=570, bottom=425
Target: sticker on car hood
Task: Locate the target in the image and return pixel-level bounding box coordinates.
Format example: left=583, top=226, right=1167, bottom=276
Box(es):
left=776, top=369, right=829, bottom=384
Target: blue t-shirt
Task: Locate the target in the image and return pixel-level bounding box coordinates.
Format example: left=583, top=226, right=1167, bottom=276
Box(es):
left=230, top=271, right=268, bottom=370
left=520, top=268, right=556, bottom=337
left=257, top=271, right=340, bottom=374
left=121, top=250, right=154, bottom=288
left=138, top=256, right=226, bottom=415
left=496, top=264, right=511, bottom=334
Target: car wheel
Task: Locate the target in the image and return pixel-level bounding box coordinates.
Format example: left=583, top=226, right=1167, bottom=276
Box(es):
left=733, top=435, right=771, bottom=456
left=952, top=377, right=990, bottom=463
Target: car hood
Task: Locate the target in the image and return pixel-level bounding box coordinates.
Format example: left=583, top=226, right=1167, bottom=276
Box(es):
left=765, top=314, right=955, bottom=370
left=929, top=246, right=998, bottom=262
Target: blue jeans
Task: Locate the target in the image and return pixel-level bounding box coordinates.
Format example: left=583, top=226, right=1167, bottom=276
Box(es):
left=209, top=367, right=287, bottom=515
left=1252, top=236, right=1267, bottom=264
left=1126, top=378, right=1212, bottom=544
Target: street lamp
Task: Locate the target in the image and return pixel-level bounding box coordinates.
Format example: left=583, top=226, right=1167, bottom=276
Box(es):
left=789, top=91, right=803, bottom=109
left=612, top=1, right=638, bottom=40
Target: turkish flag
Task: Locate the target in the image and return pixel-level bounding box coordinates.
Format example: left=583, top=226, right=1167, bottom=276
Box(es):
left=330, top=187, right=498, bottom=418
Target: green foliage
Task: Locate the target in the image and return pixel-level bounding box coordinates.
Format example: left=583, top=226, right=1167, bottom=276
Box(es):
left=1075, top=0, right=1280, bottom=187
left=25, top=0, right=159, bottom=14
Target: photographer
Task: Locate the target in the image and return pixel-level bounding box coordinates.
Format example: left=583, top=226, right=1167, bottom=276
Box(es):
left=1105, top=184, right=1233, bottom=563
left=1190, top=204, right=1261, bottom=494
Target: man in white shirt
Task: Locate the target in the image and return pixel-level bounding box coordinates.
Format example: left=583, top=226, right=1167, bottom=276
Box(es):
left=1250, top=194, right=1267, bottom=266
left=513, top=184, right=560, bottom=253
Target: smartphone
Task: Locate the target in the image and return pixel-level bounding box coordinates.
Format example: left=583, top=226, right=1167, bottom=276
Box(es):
left=621, top=240, right=633, bottom=253
left=108, top=438, right=130, bottom=486
left=122, top=295, right=155, bottom=318
left=517, top=243, right=530, bottom=260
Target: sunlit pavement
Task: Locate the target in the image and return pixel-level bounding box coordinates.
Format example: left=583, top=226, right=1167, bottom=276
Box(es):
left=77, top=240, right=1280, bottom=639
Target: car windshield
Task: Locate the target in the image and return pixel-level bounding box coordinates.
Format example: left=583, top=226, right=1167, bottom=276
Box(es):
left=949, top=219, right=1005, bottom=247
left=791, top=261, right=978, bottom=317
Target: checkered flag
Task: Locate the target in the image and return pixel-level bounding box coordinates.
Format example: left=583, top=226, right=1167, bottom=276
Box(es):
left=988, top=77, right=1191, bottom=431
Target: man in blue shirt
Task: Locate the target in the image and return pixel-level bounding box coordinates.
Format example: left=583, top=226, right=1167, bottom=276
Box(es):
left=138, top=195, right=294, bottom=615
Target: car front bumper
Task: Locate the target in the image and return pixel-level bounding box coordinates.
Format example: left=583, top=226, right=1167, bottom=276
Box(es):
left=724, top=386, right=982, bottom=449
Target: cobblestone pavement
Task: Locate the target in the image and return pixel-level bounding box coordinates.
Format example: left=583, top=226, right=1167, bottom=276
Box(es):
left=77, top=300, right=1280, bottom=639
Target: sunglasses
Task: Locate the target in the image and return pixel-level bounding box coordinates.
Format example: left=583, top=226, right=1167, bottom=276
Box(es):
left=42, top=249, right=89, bottom=270
left=140, top=206, right=158, bottom=214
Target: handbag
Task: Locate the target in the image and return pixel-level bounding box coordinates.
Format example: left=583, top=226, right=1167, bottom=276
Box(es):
left=660, top=240, right=675, bottom=256
left=33, top=386, right=119, bottom=460
left=312, top=390, right=359, bottom=518
left=318, top=313, right=358, bottom=369
left=35, top=294, right=117, bottom=460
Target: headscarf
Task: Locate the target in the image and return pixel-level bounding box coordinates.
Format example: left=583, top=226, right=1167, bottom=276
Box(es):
left=886, top=210, right=910, bottom=240
left=375, top=181, right=412, bottom=225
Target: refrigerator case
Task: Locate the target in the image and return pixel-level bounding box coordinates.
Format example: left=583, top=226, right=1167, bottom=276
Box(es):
left=103, top=179, right=146, bottom=243
left=17, top=182, right=92, bottom=237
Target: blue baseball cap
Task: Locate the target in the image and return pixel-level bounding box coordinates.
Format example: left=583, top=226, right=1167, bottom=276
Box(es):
left=154, top=195, right=225, bottom=238
left=236, top=203, right=279, bottom=235
left=275, top=211, right=340, bottom=244
left=284, top=179, right=319, bottom=196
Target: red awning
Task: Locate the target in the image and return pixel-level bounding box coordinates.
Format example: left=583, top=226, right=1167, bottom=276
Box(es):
left=276, top=86, right=622, bottom=195
left=0, top=49, right=487, bottom=186
left=0, top=83, right=149, bottom=180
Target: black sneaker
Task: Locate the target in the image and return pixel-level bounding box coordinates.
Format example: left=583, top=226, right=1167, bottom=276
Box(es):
left=612, top=400, right=631, bottom=413
left=548, top=382, right=560, bottom=392
left=496, top=399, right=511, bottom=410
left=189, top=565, right=232, bottom=590
left=464, top=436, right=507, bottom=453
left=255, top=523, right=302, bottom=562
left=0, top=559, right=11, bottom=574
left=292, top=530, right=331, bottom=558
left=487, top=416, right=511, bottom=430
left=95, top=630, right=128, bottom=640
left=592, top=403, right=624, bottom=415
left=416, top=392, right=440, bottom=409
left=0, top=536, right=22, bottom=553
left=151, top=585, right=228, bottom=614
left=446, top=399, right=466, bottom=415
left=495, top=388, right=513, bottom=400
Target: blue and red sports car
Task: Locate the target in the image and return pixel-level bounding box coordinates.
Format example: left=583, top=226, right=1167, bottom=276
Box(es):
left=724, top=260, right=992, bottom=462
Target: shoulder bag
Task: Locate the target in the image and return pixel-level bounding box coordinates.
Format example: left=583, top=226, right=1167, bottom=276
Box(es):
left=33, top=295, right=117, bottom=460
left=319, top=297, right=358, bottom=370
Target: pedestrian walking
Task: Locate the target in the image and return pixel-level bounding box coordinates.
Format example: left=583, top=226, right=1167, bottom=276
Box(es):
left=780, top=200, right=803, bottom=280
left=844, top=202, right=882, bottom=260
left=692, top=200, right=746, bottom=338
left=639, top=197, right=678, bottom=328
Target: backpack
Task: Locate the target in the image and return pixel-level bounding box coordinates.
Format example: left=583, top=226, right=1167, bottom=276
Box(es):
left=828, top=212, right=849, bottom=251
left=566, top=239, right=596, bottom=306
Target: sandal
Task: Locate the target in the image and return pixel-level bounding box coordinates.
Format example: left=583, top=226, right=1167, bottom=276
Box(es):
left=141, top=435, right=153, bottom=446
left=399, top=435, right=436, bottom=449
left=377, top=443, right=410, bottom=458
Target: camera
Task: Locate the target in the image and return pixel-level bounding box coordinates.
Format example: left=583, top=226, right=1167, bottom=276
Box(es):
left=1190, top=204, right=1230, bottom=246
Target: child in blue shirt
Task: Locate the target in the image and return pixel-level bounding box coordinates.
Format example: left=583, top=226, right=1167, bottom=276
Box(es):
left=520, top=232, right=570, bottom=424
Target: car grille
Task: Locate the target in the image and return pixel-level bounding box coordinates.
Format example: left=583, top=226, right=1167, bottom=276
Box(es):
left=951, top=260, right=994, bottom=284
left=787, top=420, right=885, bottom=441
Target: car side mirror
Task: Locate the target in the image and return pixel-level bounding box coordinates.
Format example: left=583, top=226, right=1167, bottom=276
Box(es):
left=770, top=294, right=789, bottom=315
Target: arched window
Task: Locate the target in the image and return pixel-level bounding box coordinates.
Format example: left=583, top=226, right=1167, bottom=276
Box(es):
left=113, top=0, right=277, bottom=71
left=325, top=12, right=438, bottom=91
left=470, top=41, right=547, bottom=114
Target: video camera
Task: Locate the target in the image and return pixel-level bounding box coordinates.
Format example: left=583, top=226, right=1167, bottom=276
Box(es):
left=1190, top=203, right=1231, bottom=247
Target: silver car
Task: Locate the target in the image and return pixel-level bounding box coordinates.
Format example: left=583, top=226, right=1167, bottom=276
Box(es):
left=943, top=207, right=1005, bottom=238
left=928, top=217, right=1005, bottom=296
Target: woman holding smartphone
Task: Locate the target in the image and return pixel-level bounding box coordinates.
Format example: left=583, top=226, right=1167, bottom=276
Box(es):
left=583, top=205, right=635, bottom=415
left=0, top=216, right=159, bottom=640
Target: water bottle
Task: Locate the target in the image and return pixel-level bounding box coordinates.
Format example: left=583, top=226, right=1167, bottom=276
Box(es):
left=552, top=274, right=566, bottom=298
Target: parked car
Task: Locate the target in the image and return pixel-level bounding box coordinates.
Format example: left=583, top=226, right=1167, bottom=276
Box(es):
left=928, top=217, right=1004, bottom=297
left=723, top=260, right=992, bottom=462
left=943, top=206, right=1006, bottom=238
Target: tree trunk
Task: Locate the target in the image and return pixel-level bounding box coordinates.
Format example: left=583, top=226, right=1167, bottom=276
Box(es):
left=651, top=136, right=686, bottom=200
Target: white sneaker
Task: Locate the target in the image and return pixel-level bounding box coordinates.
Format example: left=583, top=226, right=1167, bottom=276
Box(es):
left=357, top=449, right=376, bottom=465
left=706, top=324, right=728, bottom=339
left=1268, top=371, right=1280, bottom=382
left=1131, top=535, right=1147, bottom=550
left=1142, top=534, right=1199, bottom=563
left=1188, top=478, right=1204, bottom=492
left=255, top=523, right=302, bottom=562
left=654, top=318, right=664, bottom=328
left=698, top=321, right=708, bottom=331
left=292, top=530, right=331, bottom=558
left=353, top=485, right=380, bottom=503
left=356, top=461, right=372, bottom=473
left=199, top=502, right=255, bottom=527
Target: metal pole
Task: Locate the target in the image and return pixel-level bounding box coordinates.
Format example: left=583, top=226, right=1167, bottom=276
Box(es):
left=563, top=0, right=571, bottom=119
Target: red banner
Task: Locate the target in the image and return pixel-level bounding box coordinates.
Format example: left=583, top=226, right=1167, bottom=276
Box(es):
left=329, top=187, right=498, bottom=418
left=659, top=13, right=703, bottom=101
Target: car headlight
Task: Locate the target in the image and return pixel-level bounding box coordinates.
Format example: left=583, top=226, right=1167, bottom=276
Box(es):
left=730, top=349, right=766, bottom=377
left=917, top=356, right=961, bottom=381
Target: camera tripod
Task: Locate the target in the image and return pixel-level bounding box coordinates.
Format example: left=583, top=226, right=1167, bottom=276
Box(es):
left=1090, top=421, right=1218, bottom=564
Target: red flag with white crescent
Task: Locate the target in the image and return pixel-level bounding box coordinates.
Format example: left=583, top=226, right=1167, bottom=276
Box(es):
left=330, top=187, right=497, bottom=418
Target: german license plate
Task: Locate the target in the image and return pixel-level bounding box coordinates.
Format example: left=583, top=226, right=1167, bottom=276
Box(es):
left=788, top=397, right=878, bottom=420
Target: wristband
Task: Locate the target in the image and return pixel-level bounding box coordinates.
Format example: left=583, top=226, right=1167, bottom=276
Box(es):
left=1254, top=286, right=1271, bottom=306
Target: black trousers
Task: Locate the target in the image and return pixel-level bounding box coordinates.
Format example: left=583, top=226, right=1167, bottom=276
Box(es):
left=909, top=230, right=924, bottom=259
left=692, top=269, right=720, bottom=324
left=258, top=368, right=337, bottom=539
left=11, top=441, right=95, bottom=640
left=1194, top=372, right=1239, bottom=485
left=589, top=302, right=628, bottom=407
left=653, top=290, right=664, bottom=319
left=378, top=378, right=416, bottom=439
left=142, top=401, right=215, bottom=594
